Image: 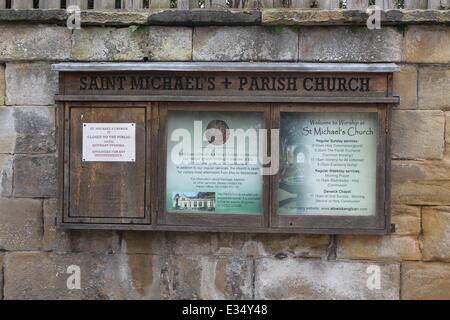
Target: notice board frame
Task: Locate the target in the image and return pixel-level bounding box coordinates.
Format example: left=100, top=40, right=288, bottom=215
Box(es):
left=53, top=62, right=399, bottom=235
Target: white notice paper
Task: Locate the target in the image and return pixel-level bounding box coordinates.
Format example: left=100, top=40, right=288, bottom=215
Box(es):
left=82, top=123, right=136, bottom=162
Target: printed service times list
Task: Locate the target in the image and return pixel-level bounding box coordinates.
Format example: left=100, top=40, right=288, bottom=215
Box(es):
left=279, top=112, right=378, bottom=216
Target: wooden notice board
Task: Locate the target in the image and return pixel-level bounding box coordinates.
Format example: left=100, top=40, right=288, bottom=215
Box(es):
left=53, top=62, right=399, bottom=234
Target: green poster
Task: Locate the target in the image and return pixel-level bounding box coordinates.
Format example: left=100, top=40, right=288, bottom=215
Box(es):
left=166, top=111, right=264, bottom=214
left=279, top=112, right=378, bottom=216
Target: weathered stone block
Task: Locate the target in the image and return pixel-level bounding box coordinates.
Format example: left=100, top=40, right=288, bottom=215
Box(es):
left=0, top=64, right=4, bottom=105
left=393, top=65, right=417, bottom=109
left=161, top=255, right=253, bottom=299
left=245, top=234, right=329, bottom=258
left=402, top=262, right=450, bottom=300
left=255, top=259, right=400, bottom=299
left=14, top=154, right=57, bottom=198
left=168, top=232, right=217, bottom=256
left=0, top=198, right=43, bottom=251
left=13, top=107, right=56, bottom=153
left=405, top=26, right=450, bottom=63
left=149, top=10, right=261, bottom=26
left=0, top=106, right=55, bottom=154
left=71, top=27, right=146, bottom=61
left=3, top=252, right=159, bottom=299
left=0, top=107, right=16, bottom=153
left=392, top=159, right=450, bottom=183
left=422, top=207, right=450, bottom=261
left=4, top=252, right=104, bottom=299
left=298, top=27, right=403, bottom=62
left=418, top=66, right=450, bottom=110
left=43, top=199, right=70, bottom=252
left=393, top=180, right=450, bottom=205
left=392, top=110, right=445, bottom=160
left=0, top=24, right=71, bottom=61
left=3, top=252, right=252, bottom=300
left=43, top=199, right=120, bottom=254
left=193, top=26, right=298, bottom=61
left=5, top=63, right=58, bottom=106
left=392, top=160, right=450, bottom=205
left=337, top=235, right=421, bottom=261
left=0, top=154, right=12, bottom=197
left=120, top=231, right=167, bottom=255
left=147, top=26, right=192, bottom=61
left=391, top=204, right=421, bottom=236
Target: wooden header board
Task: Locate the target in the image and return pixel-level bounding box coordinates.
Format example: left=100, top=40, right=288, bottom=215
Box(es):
left=54, top=63, right=399, bottom=234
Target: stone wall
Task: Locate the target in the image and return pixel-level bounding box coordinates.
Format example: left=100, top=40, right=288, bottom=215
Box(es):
left=0, top=19, right=449, bottom=300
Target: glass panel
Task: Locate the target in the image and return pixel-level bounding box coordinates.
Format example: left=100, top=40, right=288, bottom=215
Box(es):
left=166, top=110, right=264, bottom=215
left=278, top=112, right=378, bottom=216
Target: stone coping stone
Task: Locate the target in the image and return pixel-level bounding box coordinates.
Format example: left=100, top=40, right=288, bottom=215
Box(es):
left=0, top=9, right=448, bottom=26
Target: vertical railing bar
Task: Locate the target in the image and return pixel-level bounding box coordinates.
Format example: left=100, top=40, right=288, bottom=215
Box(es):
left=122, top=0, right=144, bottom=8
left=67, top=0, right=89, bottom=9
left=404, top=0, right=428, bottom=9
left=347, top=0, right=369, bottom=9
left=94, top=0, right=116, bottom=8
left=11, top=0, right=34, bottom=8
left=149, top=0, right=171, bottom=8
left=39, top=0, right=62, bottom=8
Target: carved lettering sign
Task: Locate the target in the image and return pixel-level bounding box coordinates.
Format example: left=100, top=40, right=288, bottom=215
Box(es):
left=62, top=72, right=389, bottom=97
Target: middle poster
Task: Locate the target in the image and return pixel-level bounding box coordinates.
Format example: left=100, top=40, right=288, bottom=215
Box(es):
left=166, top=110, right=264, bottom=215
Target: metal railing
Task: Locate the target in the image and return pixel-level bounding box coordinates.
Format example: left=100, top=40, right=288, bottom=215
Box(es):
left=0, top=0, right=448, bottom=10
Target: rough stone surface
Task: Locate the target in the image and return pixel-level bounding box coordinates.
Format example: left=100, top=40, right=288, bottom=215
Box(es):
left=0, top=198, right=43, bottom=251
left=418, top=66, right=450, bottom=110
left=81, top=11, right=149, bottom=26
left=1, top=106, right=54, bottom=154
left=0, top=64, right=4, bottom=105
left=120, top=231, right=167, bottom=255
left=262, top=9, right=450, bottom=26
left=405, top=25, right=450, bottom=63
left=298, top=27, right=403, bottom=62
left=43, top=199, right=70, bottom=253
left=0, top=24, right=71, bottom=61
left=392, top=159, right=450, bottom=182
left=71, top=27, right=146, bottom=61
left=391, top=110, right=445, bottom=160
left=5, top=63, right=58, bottom=106
left=391, top=204, right=421, bottom=236
left=392, top=159, right=450, bottom=205
left=394, top=64, right=417, bottom=109
left=0, top=154, right=12, bottom=197
left=3, top=252, right=253, bottom=300
left=147, top=27, right=192, bottom=61
left=245, top=234, right=329, bottom=258
left=422, top=207, right=450, bottom=261
left=161, top=255, right=253, bottom=299
left=13, top=107, right=56, bottom=154
left=255, top=259, right=400, bottom=299
left=337, top=235, right=421, bottom=261
left=0, top=107, right=16, bottom=153
left=120, top=232, right=329, bottom=259
left=402, top=262, right=450, bottom=300
left=193, top=26, right=298, bottom=61
left=149, top=9, right=261, bottom=26
left=393, top=180, right=450, bottom=206
left=43, top=199, right=121, bottom=254
left=1, top=9, right=450, bottom=27
left=13, top=154, right=57, bottom=198
left=0, top=9, right=67, bottom=24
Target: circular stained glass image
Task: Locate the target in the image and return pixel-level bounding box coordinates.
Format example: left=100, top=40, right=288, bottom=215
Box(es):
left=205, top=119, right=230, bottom=145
